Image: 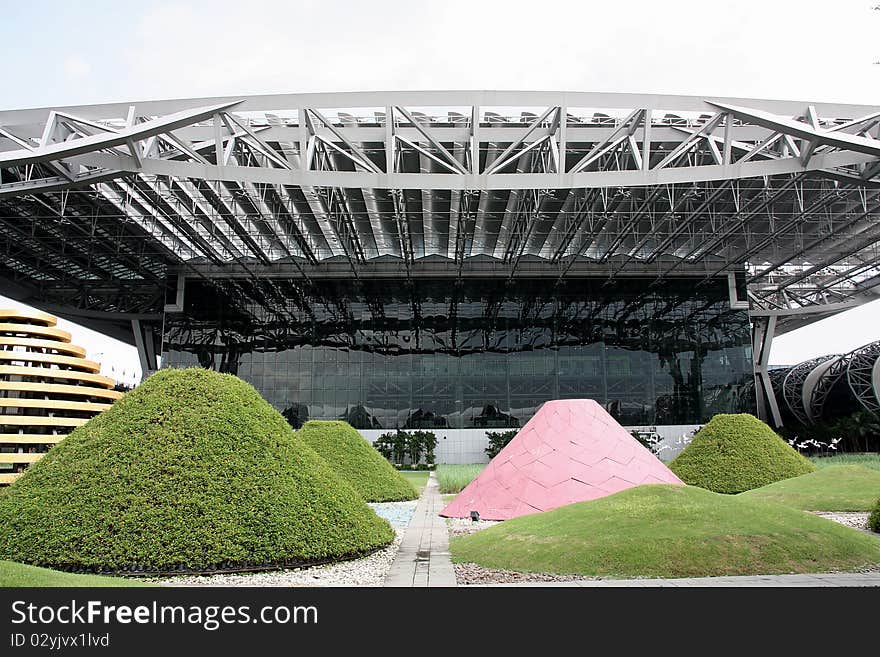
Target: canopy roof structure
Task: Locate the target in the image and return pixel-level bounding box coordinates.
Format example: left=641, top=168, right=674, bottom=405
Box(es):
left=0, top=91, right=878, bottom=356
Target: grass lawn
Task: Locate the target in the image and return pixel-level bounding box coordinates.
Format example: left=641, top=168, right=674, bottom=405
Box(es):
left=450, top=484, right=880, bottom=579
left=436, top=464, right=485, bottom=494
left=0, top=561, right=154, bottom=587
left=398, top=470, right=429, bottom=493
left=810, top=453, right=880, bottom=472
left=739, top=465, right=880, bottom=511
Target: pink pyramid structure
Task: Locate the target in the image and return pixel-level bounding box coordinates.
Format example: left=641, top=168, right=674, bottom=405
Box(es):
left=441, top=399, right=683, bottom=520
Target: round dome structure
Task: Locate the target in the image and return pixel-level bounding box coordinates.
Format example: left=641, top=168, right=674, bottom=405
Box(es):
left=0, top=308, right=122, bottom=485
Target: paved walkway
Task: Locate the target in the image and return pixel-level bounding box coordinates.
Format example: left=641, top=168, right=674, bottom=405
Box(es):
left=384, top=472, right=457, bottom=587
left=466, top=572, right=880, bottom=587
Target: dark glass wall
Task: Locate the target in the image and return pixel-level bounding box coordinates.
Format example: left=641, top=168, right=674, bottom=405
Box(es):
left=162, top=276, right=753, bottom=429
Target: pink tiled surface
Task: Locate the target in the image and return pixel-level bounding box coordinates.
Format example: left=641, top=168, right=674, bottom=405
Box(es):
left=440, top=399, right=683, bottom=520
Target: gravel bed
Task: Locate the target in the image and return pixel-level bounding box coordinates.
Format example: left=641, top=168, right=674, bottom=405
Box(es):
left=141, top=500, right=417, bottom=587
left=446, top=516, right=500, bottom=539
left=809, top=511, right=870, bottom=531
left=454, top=562, right=597, bottom=584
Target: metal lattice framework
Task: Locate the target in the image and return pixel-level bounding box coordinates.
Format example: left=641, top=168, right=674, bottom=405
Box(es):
left=781, top=354, right=838, bottom=425
left=807, top=354, right=850, bottom=423
left=846, top=340, right=880, bottom=414
left=0, top=91, right=879, bottom=343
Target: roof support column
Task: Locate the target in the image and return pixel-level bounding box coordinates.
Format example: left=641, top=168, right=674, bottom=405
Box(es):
left=752, top=315, right=783, bottom=427
left=132, top=318, right=160, bottom=381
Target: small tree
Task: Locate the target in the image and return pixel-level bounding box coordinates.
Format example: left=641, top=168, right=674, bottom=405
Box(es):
left=485, top=430, right=518, bottom=459
left=406, top=431, right=423, bottom=464
left=391, top=429, right=408, bottom=464
left=374, top=432, right=394, bottom=461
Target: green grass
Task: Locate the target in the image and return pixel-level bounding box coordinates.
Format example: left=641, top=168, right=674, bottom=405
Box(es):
left=450, top=484, right=880, bottom=579
left=0, top=561, right=153, bottom=587
left=297, top=421, right=417, bottom=502
left=810, top=453, right=880, bottom=472
left=436, top=464, right=485, bottom=494
left=0, top=368, right=393, bottom=573
left=670, top=413, right=815, bottom=493
left=398, top=471, right=429, bottom=493
left=739, top=465, right=880, bottom=511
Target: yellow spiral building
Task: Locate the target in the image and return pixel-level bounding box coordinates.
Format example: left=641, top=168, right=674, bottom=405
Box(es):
left=0, top=308, right=123, bottom=485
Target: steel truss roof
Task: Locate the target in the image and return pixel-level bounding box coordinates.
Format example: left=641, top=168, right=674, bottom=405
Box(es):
left=0, top=91, right=879, bottom=338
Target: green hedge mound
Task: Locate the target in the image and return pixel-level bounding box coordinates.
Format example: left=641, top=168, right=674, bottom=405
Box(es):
left=450, top=485, right=880, bottom=578
left=740, top=465, right=880, bottom=511
left=297, top=421, right=417, bottom=502
left=0, top=369, right=393, bottom=574
left=670, top=413, right=815, bottom=493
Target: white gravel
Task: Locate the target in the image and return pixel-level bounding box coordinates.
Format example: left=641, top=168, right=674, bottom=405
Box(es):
left=446, top=516, right=500, bottom=539
left=141, top=500, right=418, bottom=587
left=809, top=511, right=871, bottom=531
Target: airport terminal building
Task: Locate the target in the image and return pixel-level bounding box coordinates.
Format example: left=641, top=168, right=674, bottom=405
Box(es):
left=1, top=91, right=879, bottom=433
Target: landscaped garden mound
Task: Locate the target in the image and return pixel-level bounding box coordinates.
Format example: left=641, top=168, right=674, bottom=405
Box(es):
left=740, top=465, right=880, bottom=511
left=670, top=413, right=815, bottom=493
left=297, top=420, right=417, bottom=502
left=0, top=368, right=393, bottom=574
left=450, top=484, right=880, bottom=578
left=441, top=399, right=682, bottom=520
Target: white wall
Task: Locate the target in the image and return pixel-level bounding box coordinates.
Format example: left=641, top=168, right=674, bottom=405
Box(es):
left=359, top=424, right=701, bottom=464
left=359, top=428, right=493, bottom=465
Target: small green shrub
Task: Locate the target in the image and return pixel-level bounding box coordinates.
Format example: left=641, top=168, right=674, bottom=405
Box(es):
left=485, top=430, right=518, bottom=459
left=0, top=368, right=393, bottom=573
left=298, top=421, right=417, bottom=502
left=670, top=413, right=816, bottom=494
left=869, top=499, right=880, bottom=533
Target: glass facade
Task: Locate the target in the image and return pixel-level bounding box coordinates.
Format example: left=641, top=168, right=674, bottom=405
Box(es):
left=162, top=275, right=753, bottom=429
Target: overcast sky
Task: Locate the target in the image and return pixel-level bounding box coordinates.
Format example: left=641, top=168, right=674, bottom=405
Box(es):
left=1, top=0, right=879, bottom=378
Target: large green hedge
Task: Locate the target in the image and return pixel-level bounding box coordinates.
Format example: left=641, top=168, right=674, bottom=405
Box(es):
left=450, top=485, right=880, bottom=578
left=0, top=369, right=393, bottom=573
left=297, top=421, right=417, bottom=502
left=670, top=413, right=815, bottom=494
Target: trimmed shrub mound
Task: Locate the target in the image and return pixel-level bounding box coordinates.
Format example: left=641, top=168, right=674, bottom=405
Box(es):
left=450, top=485, right=880, bottom=578
left=670, top=413, right=815, bottom=493
left=740, top=465, right=880, bottom=511
left=0, top=369, right=394, bottom=574
left=297, top=421, right=417, bottom=502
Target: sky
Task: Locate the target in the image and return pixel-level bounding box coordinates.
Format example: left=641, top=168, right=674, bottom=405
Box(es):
left=1, top=0, right=879, bottom=379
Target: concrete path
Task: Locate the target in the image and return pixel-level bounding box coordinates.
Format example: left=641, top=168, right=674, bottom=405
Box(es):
left=384, top=472, right=457, bottom=587
left=466, top=572, right=880, bottom=587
